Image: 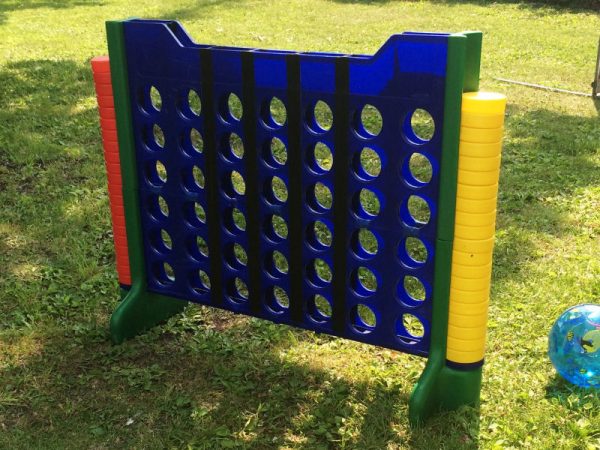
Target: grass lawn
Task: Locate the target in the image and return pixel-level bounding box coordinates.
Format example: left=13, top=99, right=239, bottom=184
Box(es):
left=1, top=0, right=599, bottom=448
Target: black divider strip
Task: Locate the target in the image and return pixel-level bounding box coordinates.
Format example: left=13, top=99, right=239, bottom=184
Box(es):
left=332, top=57, right=350, bottom=334
left=241, top=52, right=262, bottom=314
left=200, top=48, right=223, bottom=306
left=286, top=54, right=304, bottom=323
left=446, top=359, right=485, bottom=370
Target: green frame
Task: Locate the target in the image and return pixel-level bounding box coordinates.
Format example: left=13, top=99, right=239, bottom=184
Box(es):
left=106, top=20, right=484, bottom=425
left=107, top=21, right=187, bottom=344
left=408, top=32, right=483, bottom=425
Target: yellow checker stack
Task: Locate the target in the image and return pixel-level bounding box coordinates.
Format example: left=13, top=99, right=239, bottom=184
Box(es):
left=447, top=92, right=507, bottom=364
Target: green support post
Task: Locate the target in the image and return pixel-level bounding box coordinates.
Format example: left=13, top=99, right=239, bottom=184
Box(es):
left=107, top=20, right=186, bottom=344
left=408, top=31, right=484, bottom=426
left=463, top=31, right=482, bottom=92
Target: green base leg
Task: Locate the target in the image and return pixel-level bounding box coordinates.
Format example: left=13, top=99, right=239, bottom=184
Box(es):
left=110, top=284, right=187, bottom=343
left=409, top=357, right=482, bottom=426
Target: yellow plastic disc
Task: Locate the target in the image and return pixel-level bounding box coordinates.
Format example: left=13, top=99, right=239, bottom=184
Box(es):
left=460, top=126, right=504, bottom=143
left=459, top=140, right=502, bottom=158
left=446, top=347, right=485, bottom=364
left=447, top=335, right=487, bottom=352
left=458, top=169, right=500, bottom=187
left=451, top=274, right=491, bottom=292
left=451, top=261, right=493, bottom=279
left=448, top=323, right=487, bottom=341
left=452, top=248, right=494, bottom=267
left=462, top=91, right=507, bottom=115
left=455, top=196, right=498, bottom=214
left=455, top=209, right=497, bottom=227
left=457, top=182, right=499, bottom=200
left=450, top=286, right=491, bottom=303
left=453, top=237, right=495, bottom=254
left=459, top=155, right=501, bottom=172
left=454, top=222, right=497, bottom=240
left=461, top=111, right=505, bottom=129
left=449, top=299, right=489, bottom=317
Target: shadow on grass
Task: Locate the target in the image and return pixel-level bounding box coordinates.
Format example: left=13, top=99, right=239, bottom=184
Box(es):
left=544, top=374, right=600, bottom=414
left=0, top=312, right=480, bottom=449
left=0, top=58, right=115, bottom=327
left=160, top=0, right=247, bottom=22
left=490, top=105, right=599, bottom=284
left=500, top=105, right=598, bottom=232
left=328, top=0, right=600, bottom=13
left=0, top=0, right=103, bottom=26
left=438, top=0, right=599, bottom=13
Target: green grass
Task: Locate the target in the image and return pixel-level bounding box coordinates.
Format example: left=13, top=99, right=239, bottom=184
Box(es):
left=1, top=0, right=599, bottom=448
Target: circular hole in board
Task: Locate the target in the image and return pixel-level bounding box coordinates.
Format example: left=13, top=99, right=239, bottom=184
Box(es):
left=150, top=86, right=162, bottom=111
left=266, top=250, right=289, bottom=278
left=359, top=104, right=382, bottom=137
left=227, top=93, right=243, bottom=122
left=308, top=294, right=332, bottom=323
left=191, top=269, right=211, bottom=294
left=350, top=304, right=377, bottom=334
left=262, top=96, right=287, bottom=128
left=230, top=170, right=246, bottom=196
left=355, top=147, right=381, bottom=180
left=351, top=228, right=378, bottom=260
left=188, top=89, right=201, bottom=116
left=308, top=182, right=333, bottom=212
left=400, top=195, right=432, bottom=228
left=407, top=153, right=433, bottom=185
left=190, top=128, right=203, bottom=154
left=351, top=266, right=378, bottom=296
left=307, top=220, right=332, bottom=250
left=268, top=137, right=287, bottom=166
left=270, top=176, right=288, bottom=203
left=397, top=313, right=426, bottom=345
left=404, top=108, right=435, bottom=144
left=154, top=261, right=175, bottom=285
left=191, top=235, right=209, bottom=260
left=308, top=100, right=333, bottom=133
left=399, top=275, right=427, bottom=307
left=265, top=214, right=288, bottom=242
left=308, top=258, right=332, bottom=287
left=310, top=142, right=333, bottom=173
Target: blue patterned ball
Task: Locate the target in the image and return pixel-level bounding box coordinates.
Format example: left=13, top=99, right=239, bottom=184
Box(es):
left=548, top=304, right=600, bottom=388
